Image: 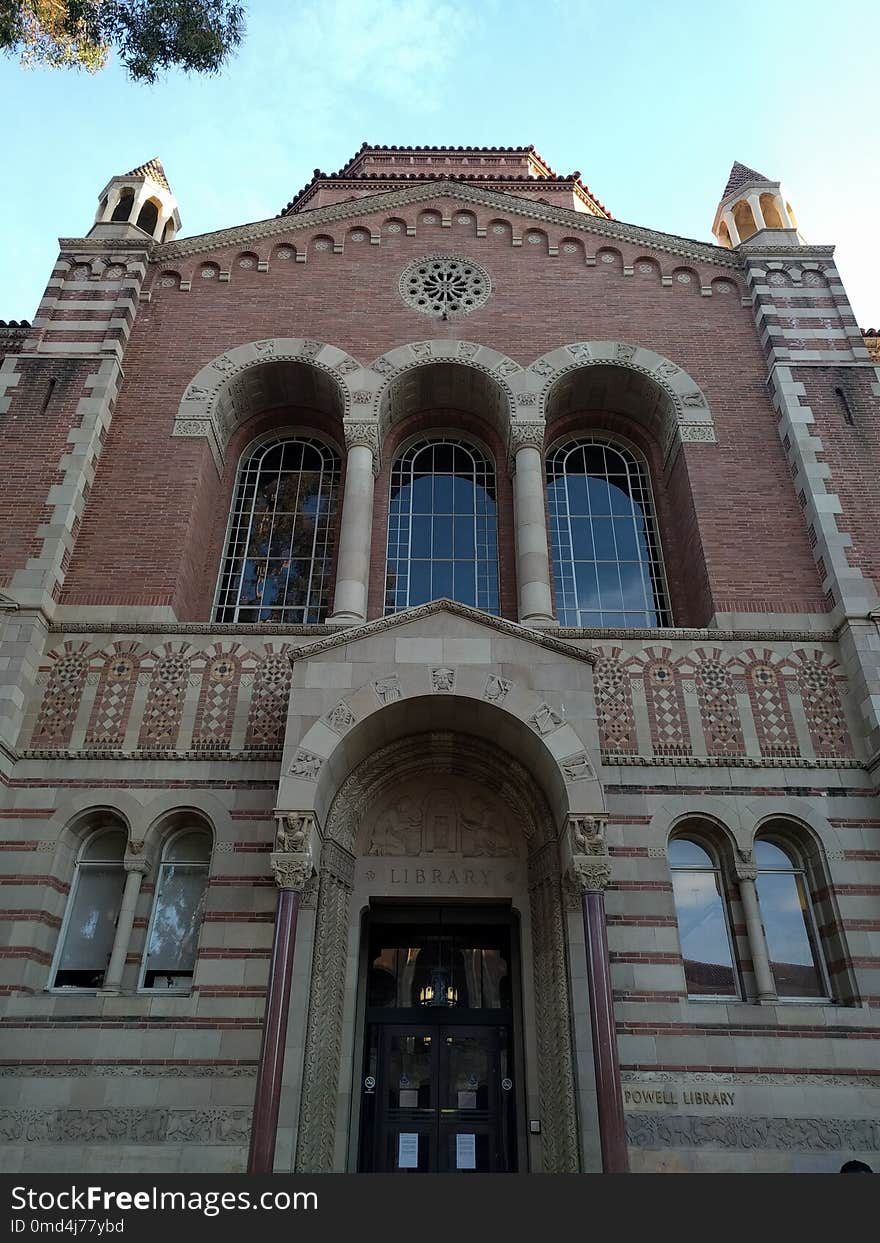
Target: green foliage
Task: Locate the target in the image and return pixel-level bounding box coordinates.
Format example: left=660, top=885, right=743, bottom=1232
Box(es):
left=0, top=0, right=245, bottom=82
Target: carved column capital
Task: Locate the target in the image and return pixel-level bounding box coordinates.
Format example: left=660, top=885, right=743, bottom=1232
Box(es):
left=342, top=420, right=380, bottom=471
left=734, top=847, right=758, bottom=882
left=123, top=840, right=151, bottom=875
left=570, top=855, right=612, bottom=892
left=507, top=421, right=546, bottom=473
left=270, top=852, right=314, bottom=892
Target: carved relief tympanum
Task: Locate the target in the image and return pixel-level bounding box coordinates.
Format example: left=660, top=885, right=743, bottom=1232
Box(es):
left=362, top=779, right=515, bottom=857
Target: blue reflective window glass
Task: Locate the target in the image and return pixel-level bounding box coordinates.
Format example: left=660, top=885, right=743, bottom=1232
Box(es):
left=385, top=437, right=499, bottom=615
left=547, top=437, right=670, bottom=627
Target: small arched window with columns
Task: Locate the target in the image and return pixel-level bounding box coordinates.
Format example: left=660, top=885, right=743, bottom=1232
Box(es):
left=385, top=436, right=499, bottom=614
left=754, top=836, right=829, bottom=999
left=140, top=829, right=211, bottom=991
left=546, top=437, right=670, bottom=627
left=669, top=836, right=740, bottom=999
left=214, top=436, right=341, bottom=623
left=52, top=827, right=127, bottom=989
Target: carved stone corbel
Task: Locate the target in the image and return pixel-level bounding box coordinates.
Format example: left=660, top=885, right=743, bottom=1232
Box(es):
left=270, top=810, right=321, bottom=891
left=560, top=813, right=610, bottom=890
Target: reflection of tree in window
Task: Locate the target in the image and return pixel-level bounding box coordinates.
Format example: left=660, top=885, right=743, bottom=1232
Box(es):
left=755, top=838, right=826, bottom=998
left=669, top=837, right=738, bottom=997
left=547, top=438, right=670, bottom=627
left=53, top=829, right=127, bottom=989
left=142, top=831, right=211, bottom=990
left=385, top=437, right=499, bottom=615
left=215, top=437, right=340, bottom=623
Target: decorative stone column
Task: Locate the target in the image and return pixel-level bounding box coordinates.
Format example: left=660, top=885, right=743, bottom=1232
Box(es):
left=103, top=840, right=149, bottom=992
left=735, top=849, right=777, bottom=1003
left=248, top=813, right=320, bottom=1174
left=565, top=815, right=629, bottom=1174
left=328, top=422, right=379, bottom=626
left=509, top=422, right=556, bottom=627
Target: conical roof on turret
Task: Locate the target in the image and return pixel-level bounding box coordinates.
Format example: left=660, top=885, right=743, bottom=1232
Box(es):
left=124, top=158, right=170, bottom=192
left=721, top=161, right=772, bottom=200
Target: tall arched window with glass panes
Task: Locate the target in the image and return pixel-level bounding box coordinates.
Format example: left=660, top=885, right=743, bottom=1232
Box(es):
left=385, top=437, right=499, bottom=614
left=214, top=436, right=340, bottom=623
left=546, top=437, right=670, bottom=627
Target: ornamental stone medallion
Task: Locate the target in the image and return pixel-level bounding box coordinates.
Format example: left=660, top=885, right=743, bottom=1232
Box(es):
left=399, top=254, right=492, bottom=317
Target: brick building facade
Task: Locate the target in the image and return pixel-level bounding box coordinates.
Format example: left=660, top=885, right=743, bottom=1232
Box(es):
left=1, top=145, right=879, bottom=1173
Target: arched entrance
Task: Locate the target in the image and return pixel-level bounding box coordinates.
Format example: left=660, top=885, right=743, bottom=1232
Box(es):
left=294, top=729, right=580, bottom=1173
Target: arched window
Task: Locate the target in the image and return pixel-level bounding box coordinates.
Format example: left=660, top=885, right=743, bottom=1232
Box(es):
left=214, top=436, right=341, bottom=623
left=754, top=838, right=828, bottom=999
left=110, top=188, right=135, bottom=223
left=547, top=438, right=670, bottom=627
left=53, top=828, right=127, bottom=989
left=669, top=837, right=739, bottom=998
left=385, top=436, right=499, bottom=614
left=140, top=830, right=211, bottom=991
left=135, top=198, right=160, bottom=236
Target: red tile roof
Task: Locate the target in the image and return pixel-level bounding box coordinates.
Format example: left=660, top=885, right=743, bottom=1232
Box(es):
left=279, top=143, right=610, bottom=218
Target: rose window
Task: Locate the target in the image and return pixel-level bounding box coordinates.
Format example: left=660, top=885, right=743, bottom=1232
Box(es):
left=399, top=255, right=491, bottom=317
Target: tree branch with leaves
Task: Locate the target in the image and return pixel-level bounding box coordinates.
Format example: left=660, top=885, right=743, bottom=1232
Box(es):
left=0, top=0, right=245, bottom=82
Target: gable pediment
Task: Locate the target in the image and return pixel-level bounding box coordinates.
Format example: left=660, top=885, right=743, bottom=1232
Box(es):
left=72, top=180, right=738, bottom=271
left=290, top=599, right=596, bottom=667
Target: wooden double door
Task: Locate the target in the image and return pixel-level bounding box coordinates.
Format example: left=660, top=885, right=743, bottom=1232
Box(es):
left=361, top=1022, right=517, bottom=1173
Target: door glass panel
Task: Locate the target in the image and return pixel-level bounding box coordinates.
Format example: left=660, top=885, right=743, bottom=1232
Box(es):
left=442, top=1033, right=490, bottom=1113
left=386, top=1032, right=433, bottom=1112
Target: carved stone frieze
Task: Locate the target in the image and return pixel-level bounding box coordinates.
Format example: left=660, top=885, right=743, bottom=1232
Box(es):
left=626, top=1113, right=880, bottom=1153
left=0, top=1108, right=252, bottom=1144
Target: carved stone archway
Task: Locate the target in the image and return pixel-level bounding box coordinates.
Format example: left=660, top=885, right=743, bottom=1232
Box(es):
left=172, top=338, right=361, bottom=471
left=293, top=730, right=582, bottom=1174
left=504, top=341, right=717, bottom=456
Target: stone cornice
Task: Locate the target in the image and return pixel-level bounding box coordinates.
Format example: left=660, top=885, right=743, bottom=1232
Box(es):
left=85, top=181, right=743, bottom=270
left=45, top=620, right=838, bottom=642
left=287, top=598, right=599, bottom=665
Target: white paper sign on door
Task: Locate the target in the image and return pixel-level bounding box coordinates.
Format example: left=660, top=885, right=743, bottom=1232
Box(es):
left=456, top=1133, right=476, bottom=1170
left=398, top=1132, right=419, bottom=1169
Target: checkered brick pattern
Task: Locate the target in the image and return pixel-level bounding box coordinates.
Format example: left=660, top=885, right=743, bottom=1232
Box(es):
left=85, top=644, right=141, bottom=747
left=593, top=653, right=637, bottom=754
left=31, top=643, right=90, bottom=747
left=137, top=648, right=192, bottom=749
left=245, top=649, right=291, bottom=748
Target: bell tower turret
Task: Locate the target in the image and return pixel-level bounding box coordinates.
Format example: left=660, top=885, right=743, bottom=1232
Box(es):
left=712, top=161, right=802, bottom=248
left=89, top=158, right=180, bottom=243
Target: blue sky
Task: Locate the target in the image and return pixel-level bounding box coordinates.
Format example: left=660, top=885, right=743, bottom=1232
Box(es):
left=1, top=0, right=877, bottom=325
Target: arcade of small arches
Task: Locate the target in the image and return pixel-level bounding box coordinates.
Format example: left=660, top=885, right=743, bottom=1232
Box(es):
left=178, top=339, right=716, bottom=632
